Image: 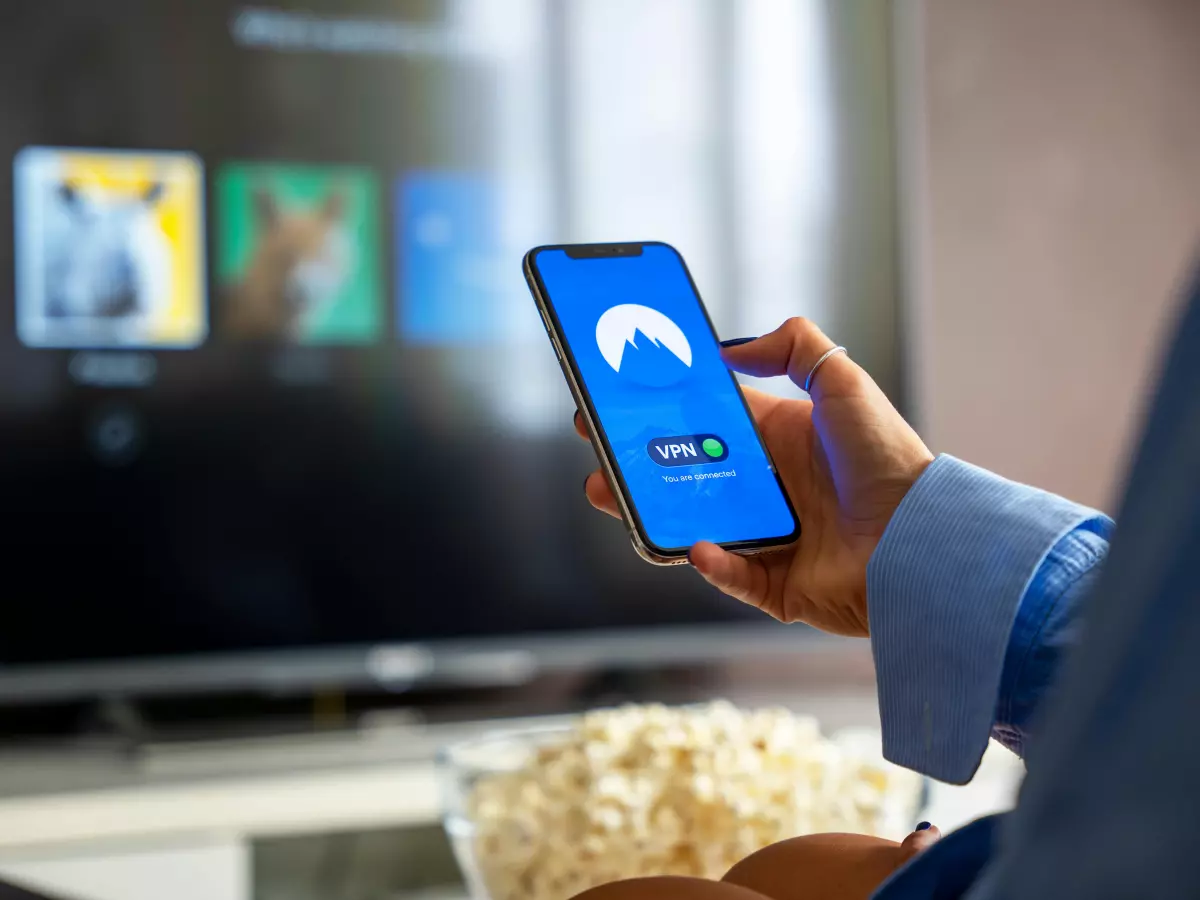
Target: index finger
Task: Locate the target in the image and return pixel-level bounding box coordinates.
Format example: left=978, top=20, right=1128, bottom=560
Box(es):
left=721, top=317, right=858, bottom=399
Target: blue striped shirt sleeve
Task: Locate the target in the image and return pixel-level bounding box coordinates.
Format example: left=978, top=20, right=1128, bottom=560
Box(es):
left=866, top=455, right=1112, bottom=785
left=991, top=524, right=1109, bottom=758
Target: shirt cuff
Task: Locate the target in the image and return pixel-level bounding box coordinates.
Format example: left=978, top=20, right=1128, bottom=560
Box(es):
left=866, top=455, right=1109, bottom=784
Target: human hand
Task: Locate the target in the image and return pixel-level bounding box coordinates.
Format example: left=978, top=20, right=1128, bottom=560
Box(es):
left=721, top=823, right=943, bottom=900
left=569, top=824, right=942, bottom=900
left=580, top=317, right=933, bottom=636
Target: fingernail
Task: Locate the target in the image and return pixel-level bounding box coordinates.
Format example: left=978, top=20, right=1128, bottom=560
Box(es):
left=916, top=822, right=931, bottom=832
left=720, top=337, right=758, bottom=348
left=583, top=474, right=591, bottom=494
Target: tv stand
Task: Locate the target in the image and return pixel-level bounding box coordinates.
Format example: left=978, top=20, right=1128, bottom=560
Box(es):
left=0, top=647, right=1025, bottom=900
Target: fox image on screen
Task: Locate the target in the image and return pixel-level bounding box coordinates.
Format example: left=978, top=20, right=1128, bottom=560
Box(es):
left=225, top=185, right=352, bottom=340
left=217, top=163, right=383, bottom=345
left=46, top=182, right=170, bottom=322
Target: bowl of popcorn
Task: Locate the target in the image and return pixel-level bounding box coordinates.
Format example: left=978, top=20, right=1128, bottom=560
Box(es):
left=439, top=702, right=925, bottom=900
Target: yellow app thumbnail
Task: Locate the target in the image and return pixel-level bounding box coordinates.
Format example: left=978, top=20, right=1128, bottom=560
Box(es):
left=14, top=147, right=207, bottom=348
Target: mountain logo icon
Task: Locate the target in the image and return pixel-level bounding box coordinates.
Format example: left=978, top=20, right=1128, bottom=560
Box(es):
left=595, top=304, right=693, bottom=387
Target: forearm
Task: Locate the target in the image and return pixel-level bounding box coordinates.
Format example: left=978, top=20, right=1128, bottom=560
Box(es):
left=866, top=455, right=1111, bottom=784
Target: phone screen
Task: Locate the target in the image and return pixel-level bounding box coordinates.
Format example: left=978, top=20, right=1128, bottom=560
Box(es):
left=532, top=244, right=798, bottom=553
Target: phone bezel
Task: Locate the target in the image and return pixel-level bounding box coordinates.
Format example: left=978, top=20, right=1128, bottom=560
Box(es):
left=523, top=240, right=801, bottom=566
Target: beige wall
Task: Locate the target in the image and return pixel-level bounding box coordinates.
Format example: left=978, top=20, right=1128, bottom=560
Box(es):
left=897, top=0, right=1200, bottom=510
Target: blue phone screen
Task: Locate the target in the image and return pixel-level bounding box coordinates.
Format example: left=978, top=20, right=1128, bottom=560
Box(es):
left=535, top=244, right=797, bottom=552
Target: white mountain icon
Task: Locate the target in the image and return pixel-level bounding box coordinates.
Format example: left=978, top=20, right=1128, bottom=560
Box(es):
left=595, top=304, right=693, bottom=376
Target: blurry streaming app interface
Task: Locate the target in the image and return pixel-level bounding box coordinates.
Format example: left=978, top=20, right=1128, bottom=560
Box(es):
left=535, top=245, right=797, bottom=551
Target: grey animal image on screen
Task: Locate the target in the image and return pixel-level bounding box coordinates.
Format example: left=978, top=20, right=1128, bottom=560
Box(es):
left=41, top=181, right=172, bottom=323
left=224, top=186, right=353, bottom=341
left=13, top=146, right=206, bottom=349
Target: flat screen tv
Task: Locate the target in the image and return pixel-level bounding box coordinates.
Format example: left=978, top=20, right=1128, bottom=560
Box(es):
left=0, top=0, right=900, bottom=703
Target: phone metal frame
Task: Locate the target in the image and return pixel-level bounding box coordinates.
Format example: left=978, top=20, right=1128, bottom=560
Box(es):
left=523, top=241, right=800, bottom=566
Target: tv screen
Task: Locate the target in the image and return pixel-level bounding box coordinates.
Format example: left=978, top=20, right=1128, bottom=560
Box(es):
left=0, top=0, right=774, bottom=681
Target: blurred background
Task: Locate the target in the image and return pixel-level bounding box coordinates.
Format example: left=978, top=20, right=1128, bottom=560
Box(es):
left=0, top=1, right=1195, bottom=899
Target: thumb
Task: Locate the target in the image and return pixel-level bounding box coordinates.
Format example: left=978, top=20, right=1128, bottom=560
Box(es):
left=721, top=317, right=859, bottom=399
left=897, top=823, right=942, bottom=865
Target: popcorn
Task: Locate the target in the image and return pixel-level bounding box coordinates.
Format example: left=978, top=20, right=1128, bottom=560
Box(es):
left=461, top=703, right=923, bottom=900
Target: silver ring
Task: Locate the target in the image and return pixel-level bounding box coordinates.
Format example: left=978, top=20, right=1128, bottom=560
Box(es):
left=804, top=345, right=847, bottom=393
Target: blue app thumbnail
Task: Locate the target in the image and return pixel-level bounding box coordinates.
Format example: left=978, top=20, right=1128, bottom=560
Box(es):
left=397, top=172, right=504, bottom=342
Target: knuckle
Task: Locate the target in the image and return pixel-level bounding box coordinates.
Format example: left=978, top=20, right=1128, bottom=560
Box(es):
left=781, top=316, right=810, bottom=339
left=782, top=316, right=814, bottom=334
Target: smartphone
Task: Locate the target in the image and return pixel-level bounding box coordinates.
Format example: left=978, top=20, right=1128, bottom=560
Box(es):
left=524, top=241, right=799, bottom=565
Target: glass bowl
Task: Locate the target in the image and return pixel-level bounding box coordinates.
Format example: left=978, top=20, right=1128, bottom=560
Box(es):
left=438, top=716, right=927, bottom=900
left=440, top=724, right=576, bottom=900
